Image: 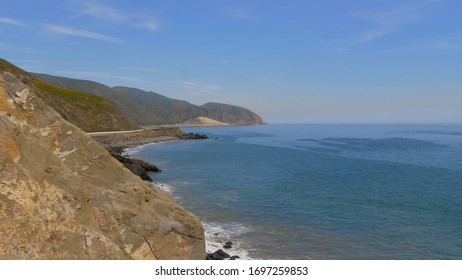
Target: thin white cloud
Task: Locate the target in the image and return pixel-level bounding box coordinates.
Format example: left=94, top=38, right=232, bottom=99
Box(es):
left=56, top=70, right=142, bottom=83
left=136, top=20, right=159, bottom=31
left=74, top=1, right=159, bottom=32
left=180, top=81, right=201, bottom=90
left=0, top=17, right=27, bottom=27
left=305, top=30, right=347, bottom=52
left=350, top=0, right=447, bottom=42
left=44, top=24, right=120, bottom=43
left=202, top=85, right=221, bottom=94
left=79, top=1, right=125, bottom=21
left=306, top=30, right=329, bottom=46
left=118, top=66, right=159, bottom=73
left=180, top=81, right=221, bottom=95
left=362, top=28, right=395, bottom=42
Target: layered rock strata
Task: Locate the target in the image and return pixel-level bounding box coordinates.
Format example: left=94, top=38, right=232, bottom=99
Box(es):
left=0, top=72, right=205, bottom=259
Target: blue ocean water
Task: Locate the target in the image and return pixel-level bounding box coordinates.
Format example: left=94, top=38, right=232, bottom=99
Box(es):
left=128, top=124, right=462, bottom=259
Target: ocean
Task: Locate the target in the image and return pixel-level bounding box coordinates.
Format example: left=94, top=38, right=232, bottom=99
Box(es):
left=126, top=124, right=462, bottom=259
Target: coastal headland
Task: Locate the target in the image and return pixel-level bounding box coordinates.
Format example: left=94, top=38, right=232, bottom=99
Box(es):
left=0, top=71, right=206, bottom=259
left=0, top=58, right=262, bottom=260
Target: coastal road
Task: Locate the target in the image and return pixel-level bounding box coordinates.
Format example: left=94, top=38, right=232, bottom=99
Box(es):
left=87, top=129, right=144, bottom=137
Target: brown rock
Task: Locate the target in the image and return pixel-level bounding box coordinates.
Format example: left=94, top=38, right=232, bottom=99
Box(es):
left=0, top=72, right=205, bottom=259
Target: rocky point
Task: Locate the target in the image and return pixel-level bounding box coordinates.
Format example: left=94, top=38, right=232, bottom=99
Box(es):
left=0, top=71, right=205, bottom=259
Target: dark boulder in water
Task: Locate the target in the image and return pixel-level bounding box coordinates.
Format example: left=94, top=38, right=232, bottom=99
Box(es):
left=180, top=133, right=208, bottom=140
left=111, top=154, right=161, bottom=182
left=206, top=249, right=231, bottom=260
left=132, top=158, right=161, bottom=173
left=223, top=241, right=233, bottom=249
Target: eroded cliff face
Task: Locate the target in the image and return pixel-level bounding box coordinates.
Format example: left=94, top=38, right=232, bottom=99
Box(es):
left=0, top=72, right=205, bottom=259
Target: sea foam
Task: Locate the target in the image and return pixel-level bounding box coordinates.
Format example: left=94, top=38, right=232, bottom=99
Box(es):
left=151, top=182, right=175, bottom=193
left=203, top=221, right=253, bottom=260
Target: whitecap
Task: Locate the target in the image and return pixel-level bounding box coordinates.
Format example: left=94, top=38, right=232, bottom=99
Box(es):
left=122, top=140, right=181, bottom=157
left=203, top=221, right=254, bottom=260
left=151, top=182, right=175, bottom=193
left=122, top=142, right=156, bottom=157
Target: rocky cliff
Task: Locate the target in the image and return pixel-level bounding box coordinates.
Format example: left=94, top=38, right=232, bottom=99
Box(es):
left=0, top=71, right=205, bottom=259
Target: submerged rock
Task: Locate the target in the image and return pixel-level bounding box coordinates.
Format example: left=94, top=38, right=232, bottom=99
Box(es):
left=0, top=71, right=205, bottom=259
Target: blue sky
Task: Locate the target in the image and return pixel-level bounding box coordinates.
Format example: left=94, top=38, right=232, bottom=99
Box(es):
left=1, top=0, right=461, bottom=123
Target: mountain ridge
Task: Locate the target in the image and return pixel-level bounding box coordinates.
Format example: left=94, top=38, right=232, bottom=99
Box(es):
left=0, top=59, right=140, bottom=132
left=33, top=73, right=265, bottom=126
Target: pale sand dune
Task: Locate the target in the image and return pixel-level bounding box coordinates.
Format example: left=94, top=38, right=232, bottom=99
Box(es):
left=181, top=116, right=229, bottom=126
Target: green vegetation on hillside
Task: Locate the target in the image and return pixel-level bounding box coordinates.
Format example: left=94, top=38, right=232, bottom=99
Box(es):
left=32, top=79, right=139, bottom=132
left=1, top=58, right=140, bottom=132
left=33, top=80, right=106, bottom=110
left=3, top=58, right=264, bottom=127
left=33, top=73, right=265, bottom=125
left=201, top=102, right=264, bottom=124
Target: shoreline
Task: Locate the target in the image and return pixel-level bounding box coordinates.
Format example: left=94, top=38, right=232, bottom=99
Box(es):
left=91, top=126, right=250, bottom=260
left=119, top=132, right=249, bottom=260
left=122, top=139, right=182, bottom=156
left=90, top=127, right=208, bottom=149
left=90, top=130, right=181, bottom=149
left=149, top=182, right=251, bottom=260
left=89, top=127, right=206, bottom=183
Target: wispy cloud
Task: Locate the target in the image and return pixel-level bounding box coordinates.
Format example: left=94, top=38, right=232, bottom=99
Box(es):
left=306, top=30, right=329, bottom=46
left=350, top=0, right=447, bottom=42
left=0, top=17, right=27, bottom=28
left=56, top=70, right=142, bottom=83
left=44, top=24, right=120, bottom=43
left=118, top=66, right=159, bottom=73
left=361, top=28, right=395, bottom=42
left=180, top=81, right=221, bottom=96
left=74, top=1, right=159, bottom=31
left=137, top=20, right=159, bottom=31
left=305, top=30, right=346, bottom=52
left=79, top=1, right=125, bottom=21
